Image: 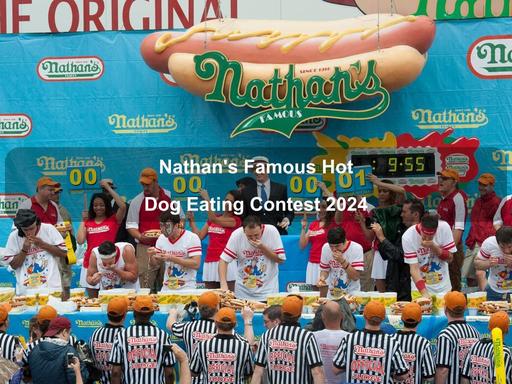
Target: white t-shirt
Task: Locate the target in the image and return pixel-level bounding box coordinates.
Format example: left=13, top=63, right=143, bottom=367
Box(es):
left=314, top=329, right=348, bottom=384
left=3, top=223, right=66, bottom=295
left=220, top=224, right=285, bottom=301
left=94, top=242, right=140, bottom=291
left=403, top=221, right=457, bottom=294
left=319, top=240, right=364, bottom=298
left=478, top=236, right=512, bottom=293
left=155, top=230, right=201, bottom=290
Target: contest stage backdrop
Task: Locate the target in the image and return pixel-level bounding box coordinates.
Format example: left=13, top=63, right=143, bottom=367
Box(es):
left=0, top=0, right=511, bottom=244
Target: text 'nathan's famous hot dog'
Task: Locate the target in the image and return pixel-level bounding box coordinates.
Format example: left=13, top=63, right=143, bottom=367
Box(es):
left=140, top=14, right=436, bottom=102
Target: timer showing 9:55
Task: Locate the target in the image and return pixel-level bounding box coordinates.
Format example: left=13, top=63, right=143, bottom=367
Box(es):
left=351, top=153, right=436, bottom=178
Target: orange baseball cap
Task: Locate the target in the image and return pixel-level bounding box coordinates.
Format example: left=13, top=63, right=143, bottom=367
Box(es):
left=133, top=296, right=154, bottom=313
left=489, top=311, right=510, bottom=334
left=363, top=300, right=386, bottom=321
left=0, top=305, right=8, bottom=323
left=37, top=305, right=58, bottom=323
left=437, top=168, right=460, bottom=181
left=282, top=295, right=303, bottom=317
left=108, top=297, right=128, bottom=317
left=198, top=292, right=220, bottom=309
left=139, top=168, right=158, bottom=184
left=37, top=177, right=60, bottom=189
left=444, top=291, right=467, bottom=312
left=401, top=302, right=422, bottom=323
left=214, top=307, right=236, bottom=324
left=478, top=173, right=496, bottom=186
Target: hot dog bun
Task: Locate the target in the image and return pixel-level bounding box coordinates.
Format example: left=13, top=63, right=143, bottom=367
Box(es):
left=141, top=15, right=435, bottom=74
left=168, top=45, right=426, bottom=99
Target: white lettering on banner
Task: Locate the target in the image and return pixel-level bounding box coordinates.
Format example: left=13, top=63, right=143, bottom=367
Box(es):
left=0, top=0, right=362, bottom=34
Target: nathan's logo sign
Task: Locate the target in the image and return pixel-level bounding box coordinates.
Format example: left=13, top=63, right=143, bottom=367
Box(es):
left=193, top=52, right=389, bottom=138
left=108, top=113, right=177, bottom=134
left=0, top=194, right=29, bottom=218
left=468, top=36, right=512, bottom=79
left=0, top=114, right=32, bottom=137
left=37, top=56, right=104, bottom=81
left=336, top=0, right=512, bottom=20
left=411, top=108, right=488, bottom=129
left=37, top=156, right=105, bottom=176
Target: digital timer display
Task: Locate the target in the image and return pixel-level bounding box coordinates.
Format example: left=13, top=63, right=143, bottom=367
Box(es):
left=351, top=153, right=436, bottom=178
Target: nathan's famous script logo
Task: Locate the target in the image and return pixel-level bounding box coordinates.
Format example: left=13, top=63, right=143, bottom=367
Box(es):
left=37, top=156, right=105, bottom=176
left=108, top=113, right=177, bottom=134
left=468, top=35, right=512, bottom=79
left=492, top=150, right=512, bottom=171
left=336, top=0, right=512, bottom=20
left=0, top=194, right=29, bottom=218
left=0, top=114, right=32, bottom=137
left=193, top=51, right=390, bottom=138
left=37, top=56, right=104, bottom=81
left=411, top=108, right=488, bottom=129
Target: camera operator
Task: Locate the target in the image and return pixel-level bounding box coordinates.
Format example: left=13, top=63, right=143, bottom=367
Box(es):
left=370, top=200, right=425, bottom=301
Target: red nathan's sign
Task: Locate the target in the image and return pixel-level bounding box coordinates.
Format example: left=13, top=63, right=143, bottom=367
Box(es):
left=0, top=0, right=238, bottom=34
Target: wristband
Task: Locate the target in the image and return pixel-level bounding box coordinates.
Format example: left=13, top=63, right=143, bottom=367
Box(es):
left=439, top=249, right=450, bottom=261
left=415, top=279, right=426, bottom=291
left=244, top=321, right=253, bottom=326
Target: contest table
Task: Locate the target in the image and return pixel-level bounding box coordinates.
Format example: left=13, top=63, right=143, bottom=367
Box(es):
left=5, top=310, right=505, bottom=353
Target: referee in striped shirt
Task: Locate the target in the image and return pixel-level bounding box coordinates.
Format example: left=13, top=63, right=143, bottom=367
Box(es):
left=0, top=304, right=20, bottom=362
left=462, top=311, right=512, bottom=383
left=333, top=300, right=409, bottom=383
left=89, top=297, right=128, bottom=384
left=110, top=295, right=186, bottom=384
left=435, top=291, right=480, bottom=384
left=190, top=307, right=254, bottom=383
left=394, top=302, right=435, bottom=383
left=252, top=295, right=325, bottom=384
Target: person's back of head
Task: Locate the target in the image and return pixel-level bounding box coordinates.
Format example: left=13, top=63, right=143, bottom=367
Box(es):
left=321, top=301, right=343, bottom=330
left=263, top=305, right=282, bottom=329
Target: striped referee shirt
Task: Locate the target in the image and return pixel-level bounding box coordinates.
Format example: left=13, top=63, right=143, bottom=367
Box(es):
left=22, top=334, right=77, bottom=365
left=190, top=334, right=254, bottom=384
left=461, top=338, right=512, bottom=383
left=89, top=324, right=124, bottom=384
left=332, top=328, right=409, bottom=384
left=109, top=323, right=176, bottom=384
left=254, top=322, right=323, bottom=384
left=393, top=330, right=435, bottom=384
left=0, top=330, right=20, bottom=362
left=171, top=319, right=248, bottom=384
left=435, top=320, right=480, bottom=384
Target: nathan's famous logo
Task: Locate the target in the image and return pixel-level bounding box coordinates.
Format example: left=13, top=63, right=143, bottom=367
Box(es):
left=468, top=36, right=512, bottom=79
left=108, top=113, right=177, bottom=134
left=492, top=150, right=512, bottom=171
left=411, top=108, right=488, bottom=129
left=194, top=52, right=390, bottom=138
left=0, top=114, right=32, bottom=137
left=0, top=194, right=29, bottom=218
left=332, top=0, right=512, bottom=20
left=37, top=56, right=104, bottom=81
left=37, top=156, right=105, bottom=176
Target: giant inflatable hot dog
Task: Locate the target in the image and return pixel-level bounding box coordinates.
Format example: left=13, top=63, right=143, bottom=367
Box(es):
left=140, top=14, right=435, bottom=103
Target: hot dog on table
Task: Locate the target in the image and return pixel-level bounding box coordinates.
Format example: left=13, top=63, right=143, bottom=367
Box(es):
left=140, top=15, right=435, bottom=101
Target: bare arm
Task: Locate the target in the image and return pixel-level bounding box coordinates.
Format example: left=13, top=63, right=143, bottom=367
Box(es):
left=187, top=212, right=209, bottom=239
left=167, top=254, right=201, bottom=270
left=311, top=366, right=325, bottom=384
left=111, top=246, right=138, bottom=283
left=409, top=263, right=430, bottom=297
left=250, top=365, right=264, bottom=384
left=111, top=365, right=122, bottom=384
left=219, top=260, right=229, bottom=291
left=435, top=366, right=449, bottom=384
left=299, top=214, right=309, bottom=250
left=250, top=240, right=284, bottom=264
left=29, top=236, right=67, bottom=259
left=241, top=306, right=255, bottom=346
left=86, top=253, right=102, bottom=286
left=166, top=309, right=178, bottom=332
left=452, top=229, right=463, bottom=245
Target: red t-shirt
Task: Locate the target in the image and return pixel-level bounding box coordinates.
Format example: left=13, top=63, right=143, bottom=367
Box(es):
left=205, top=215, right=242, bottom=263
left=340, top=211, right=372, bottom=252
left=83, top=215, right=119, bottom=268
left=138, top=189, right=172, bottom=246
left=29, top=196, right=59, bottom=225
left=498, top=196, right=512, bottom=227
left=466, top=191, right=500, bottom=249
left=307, top=220, right=341, bottom=264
